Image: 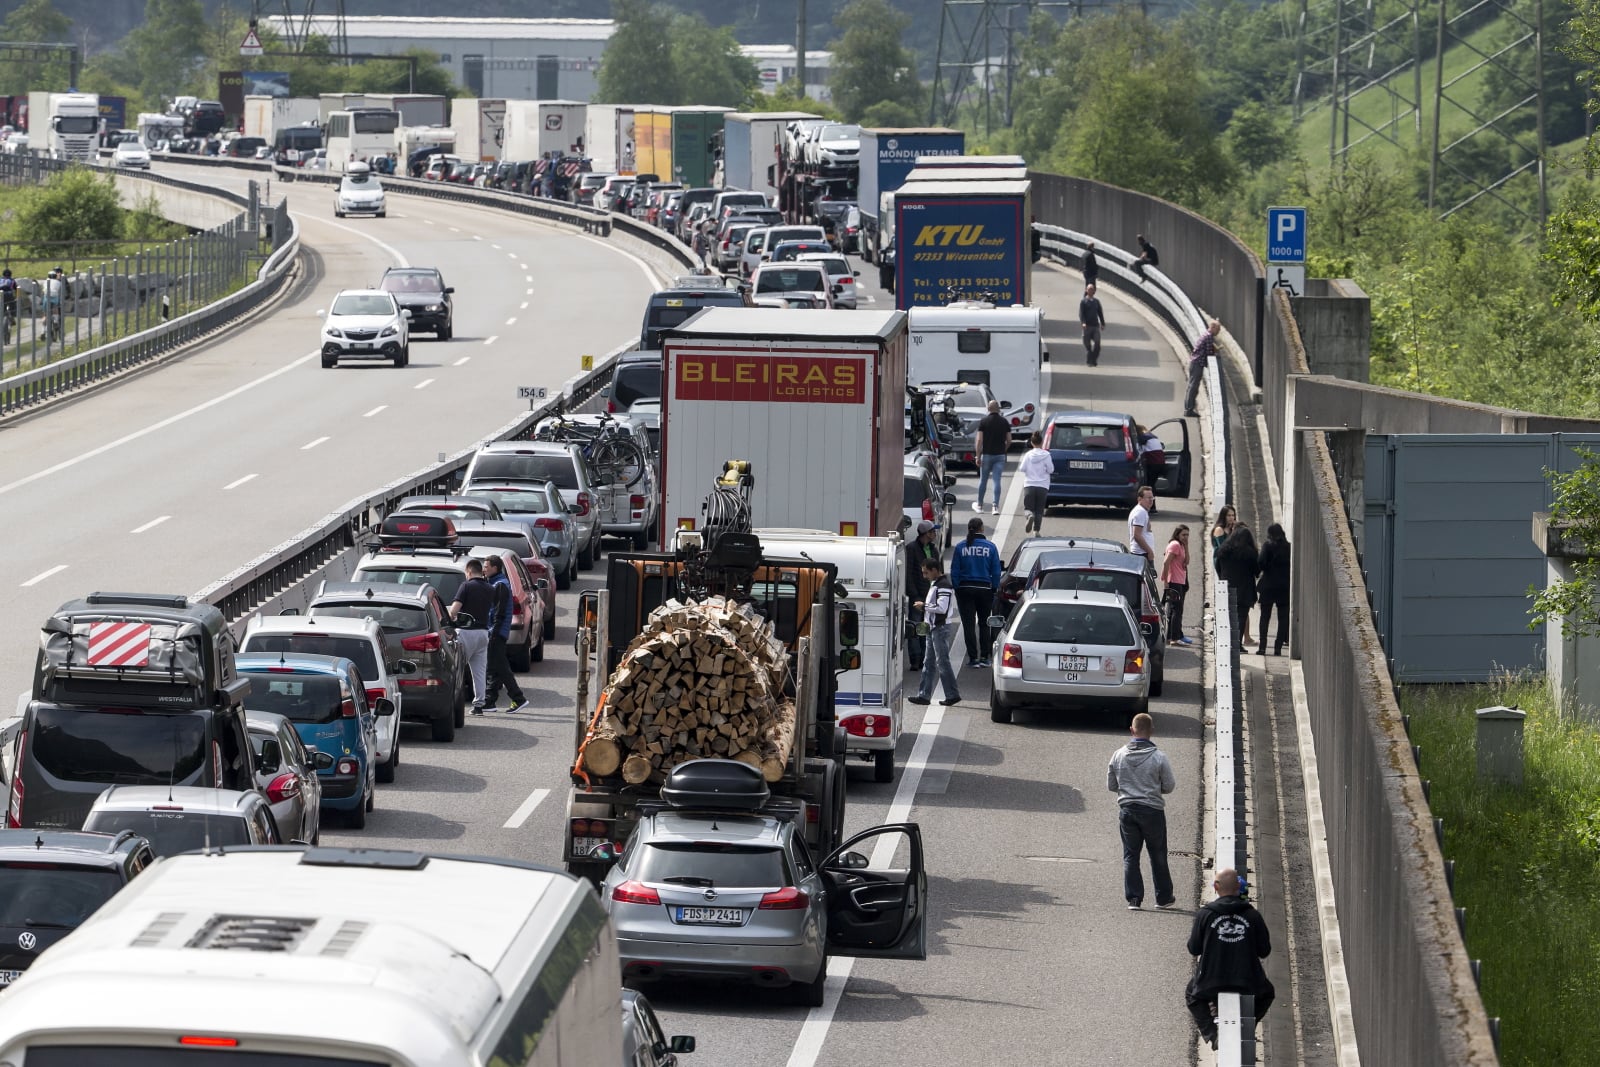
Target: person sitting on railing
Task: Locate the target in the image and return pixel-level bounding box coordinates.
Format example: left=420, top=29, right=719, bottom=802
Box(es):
left=1185, top=867, right=1274, bottom=1051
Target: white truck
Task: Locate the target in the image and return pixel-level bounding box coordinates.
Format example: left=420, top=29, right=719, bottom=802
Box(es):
left=449, top=97, right=506, bottom=162
left=722, top=110, right=819, bottom=201
left=318, top=93, right=367, bottom=125
left=503, top=100, right=586, bottom=161
left=242, top=95, right=319, bottom=143
left=583, top=103, right=636, bottom=174
left=907, top=304, right=1046, bottom=442
left=364, top=93, right=448, bottom=129
left=396, top=125, right=456, bottom=167
left=28, top=91, right=98, bottom=161
left=659, top=307, right=909, bottom=544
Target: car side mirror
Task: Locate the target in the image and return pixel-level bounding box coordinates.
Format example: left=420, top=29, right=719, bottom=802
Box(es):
left=835, top=850, right=869, bottom=870
left=942, top=474, right=957, bottom=488
left=454, top=612, right=477, bottom=629
left=590, top=841, right=618, bottom=863
left=395, top=659, right=419, bottom=675
left=941, top=492, right=958, bottom=507
left=278, top=608, right=301, bottom=616
left=401, top=308, right=412, bottom=318
left=1140, top=622, right=1155, bottom=637
left=310, top=750, right=335, bottom=770
left=444, top=286, right=455, bottom=294
left=987, top=615, right=1008, bottom=630
left=670, top=1036, right=697, bottom=1054
left=373, top=697, right=396, bottom=717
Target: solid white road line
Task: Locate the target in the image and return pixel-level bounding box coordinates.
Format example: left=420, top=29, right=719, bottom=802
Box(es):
left=453, top=356, right=471, bottom=366
left=301, top=436, right=330, bottom=450
left=784, top=704, right=949, bottom=1067
left=363, top=405, right=387, bottom=417
left=413, top=378, right=435, bottom=390
left=0, top=350, right=318, bottom=499
left=131, top=515, right=171, bottom=534
left=20, top=564, right=67, bottom=588
left=222, top=473, right=258, bottom=490
left=505, top=317, right=517, bottom=327
left=299, top=214, right=410, bottom=268
left=502, top=788, right=550, bottom=830
left=484, top=335, right=499, bottom=346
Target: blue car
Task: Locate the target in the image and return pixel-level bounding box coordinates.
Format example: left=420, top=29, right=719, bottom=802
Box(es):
left=1043, top=412, right=1190, bottom=509
left=235, top=653, right=388, bottom=830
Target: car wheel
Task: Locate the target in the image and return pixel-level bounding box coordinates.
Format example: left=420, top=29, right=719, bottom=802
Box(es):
left=346, top=797, right=367, bottom=829
left=874, top=748, right=895, bottom=783
left=439, top=324, right=452, bottom=340
left=376, top=742, right=396, bottom=783
left=556, top=565, right=571, bottom=591
left=577, top=536, right=595, bottom=570
left=544, top=614, right=556, bottom=641
left=990, top=691, right=1013, bottom=724
left=1150, top=658, right=1165, bottom=697
left=455, top=676, right=469, bottom=728
left=797, top=961, right=828, bottom=1007
left=431, top=709, right=456, bottom=742
left=334, top=209, right=344, bottom=218
left=632, top=528, right=650, bottom=550
left=393, top=346, right=408, bottom=368
left=377, top=210, right=386, bottom=218
left=531, top=636, right=545, bottom=663
left=510, top=638, right=532, bottom=672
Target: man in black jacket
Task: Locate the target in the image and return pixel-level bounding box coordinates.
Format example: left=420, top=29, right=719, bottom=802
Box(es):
left=1081, top=240, right=1099, bottom=286
left=1079, top=283, right=1106, bottom=366
left=1185, top=868, right=1275, bottom=1049
left=904, top=520, right=941, bottom=670
left=1134, top=233, right=1160, bottom=282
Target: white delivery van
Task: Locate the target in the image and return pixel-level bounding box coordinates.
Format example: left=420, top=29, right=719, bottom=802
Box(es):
left=755, top=529, right=908, bottom=782
left=907, top=304, right=1046, bottom=441
left=0, top=847, right=623, bottom=1066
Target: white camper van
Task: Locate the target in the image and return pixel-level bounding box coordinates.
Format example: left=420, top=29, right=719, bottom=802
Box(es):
left=907, top=304, right=1046, bottom=441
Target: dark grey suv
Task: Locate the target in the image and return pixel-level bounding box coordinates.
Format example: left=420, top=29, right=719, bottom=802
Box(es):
left=380, top=267, right=454, bottom=340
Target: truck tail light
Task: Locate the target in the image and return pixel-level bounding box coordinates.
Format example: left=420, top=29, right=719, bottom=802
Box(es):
left=266, top=772, right=300, bottom=804
left=1001, top=643, right=1022, bottom=669
left=575, top=492, right=591, bottom=517
left=1123, top=649, right=1145, bottom=675
left=630, top=494, right=646, bottom=510
left=840, top=714, right=882, bottom=737
left=401, top=633, right=442, bottom=653
left=612, top=880, right=661, bottom=905
left=6, top=731, right=23, bottom=827
left=759, top=887, right=811, bottom=910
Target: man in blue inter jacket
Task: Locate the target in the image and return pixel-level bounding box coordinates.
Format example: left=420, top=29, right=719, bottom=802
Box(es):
left=950, top=516, right=1002, bottom=668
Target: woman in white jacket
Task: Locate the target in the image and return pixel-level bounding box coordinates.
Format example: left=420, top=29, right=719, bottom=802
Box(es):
left=1017, top=431, right=1055, bottom=534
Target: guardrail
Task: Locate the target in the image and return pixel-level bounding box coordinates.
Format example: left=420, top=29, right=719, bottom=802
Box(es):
left=0, top=154, right=298, bottom=416
left=1036, top=224, right=1250, bottom=1064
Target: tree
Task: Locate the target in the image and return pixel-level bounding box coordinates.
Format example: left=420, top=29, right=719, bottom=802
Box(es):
left=1545, top=186, right=1600, bottom=321
left=828, top=0, right=923, bottom=124
left=860, top=100, right=921, bottom=128
left=1530, top=449, right=1600, bottom=636
left=0, top=0, right=73, bottom=94
left=598, top=0, right=679, bottom=104
left=15, top=168, right=123, bottom=256
left=1227, top=101, right=1292, bottom=171
left=742, top=84, right=844, bottom=121
left=123, top=0, right=206, bottom=107
left=670, top=15, right=759, bottom=107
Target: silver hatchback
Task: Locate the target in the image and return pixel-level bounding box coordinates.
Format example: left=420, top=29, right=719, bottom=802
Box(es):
left=988, top=589, right=1151, bottom=725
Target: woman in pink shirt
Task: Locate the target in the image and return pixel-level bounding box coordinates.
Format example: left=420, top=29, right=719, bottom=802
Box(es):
left=1161, top=525, right=1193, bottom=646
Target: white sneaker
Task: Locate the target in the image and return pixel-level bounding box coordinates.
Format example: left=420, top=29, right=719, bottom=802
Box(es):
left=990, top=505, right=999, bottom=515
left=971, top=501, right=982, bottom=512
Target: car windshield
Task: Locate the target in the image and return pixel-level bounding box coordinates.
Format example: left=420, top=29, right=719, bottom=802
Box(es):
left=351, top=566, right=465, bottom=605
left=808, top=256, right=850, bottom=275
left=632, top=842, right=788, bottom=887
left=380, top=273, right=442, bottom=295
left=819, top=125, right=859, bottom=140
left=1048, top=422, right=1126, bottom=452
left=1013, top=603, right=1135, bottom=646
left=239, top=672, right=347, bottom=724
left=311, top=602, right=429, bottom=634
left=903, top=475, right=930, bottom=508
left=755, top=269, right=825, bottom=294
left=455, top=531, right=536, bottom=556
left=29, top=706, right=207, bottom=785
left=1036, top=570, right=1142, bottom=609
left=613, top=363, right=663, bottom=409
left=465, top=487, right=549, bottom=514
left=0, top=864, right=122, bottom=926
left=330, top=294, right=393, bottom=317
left=470, top=454, right=578, bottom=488
left=82, top=810, right=252, bottom=858
left=241, top=634, right=380, bottom=681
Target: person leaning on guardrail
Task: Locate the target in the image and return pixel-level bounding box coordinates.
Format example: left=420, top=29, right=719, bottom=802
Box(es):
left=1183, top=319, right=1221, bottom=418
left=1185, top=867, right=1274, bottom=1051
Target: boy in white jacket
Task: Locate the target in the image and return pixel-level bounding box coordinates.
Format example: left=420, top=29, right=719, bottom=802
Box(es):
left=1017, top=432, right=1055, bottom=534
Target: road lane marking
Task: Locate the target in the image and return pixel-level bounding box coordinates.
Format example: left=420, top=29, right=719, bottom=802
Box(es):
left=363, top=405, right=387, bottom=417
left=785, top=704, right=948, bottom=1067
left=20, top=564, right=67, bottom=587
left=525, top=275, right=532, bottom=283
left=0, top=351, right=318, bottom=499
left=223, top=473, right=258, bottom=490
left=301, top=436, right=330, bottom=450
left=473, top=235, right=482, bottom=241
left=449, top=226, right=460, bottom=232
left=519, top=263, right=528, bottom=270
left=520, top=301, right=528, bottom=310
left=526, top=287, right=533, bottom=296
left=505, top=317, right=517, bottom=327
left=484, top=335, right=499, bottom=346
left=299, top=214, right=409, bottom=267
left=453, top=356, right=471, bottom=366
left=131, top=515, right=171, bottom=534
left=507, top=252, right=518, bottom=260
left=414, top=378, right=435, bottom=390
left=423, top=219, right=434, bottom=226
left=503, top=788, right=550, bottom=830
left=491, top=243, right=502, bottom=250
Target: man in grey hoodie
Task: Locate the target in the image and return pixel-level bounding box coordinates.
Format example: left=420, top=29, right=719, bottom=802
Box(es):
left=1107, top=712, right=1177, bottom=909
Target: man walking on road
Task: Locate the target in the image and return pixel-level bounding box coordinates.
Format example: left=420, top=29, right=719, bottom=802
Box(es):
left=482, top=555, right=529, bottom=714
left=1185, top=319, right=1221, bottom=417
left=1128, top=485, right=1156, bottom=574
left=1079, top=283, right=1106, bottom=366
left=951, top=516, right=1002, bottom=667
left=448, top=559, right=493, bottom=713
left=1018, top=431, right=1054, bottom=534
left=904, top=520, right=941, bottom=670
left=1107, top=712, right=1177, bottom=909
left=1186, top=868, right=1275, bottom=1049
left=975, top=400, right=1010, bottom=515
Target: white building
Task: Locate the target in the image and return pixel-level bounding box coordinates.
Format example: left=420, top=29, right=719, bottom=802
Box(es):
left=261, top=16, right=615, bottom=101
left=740, top=46, right=834, bottom=103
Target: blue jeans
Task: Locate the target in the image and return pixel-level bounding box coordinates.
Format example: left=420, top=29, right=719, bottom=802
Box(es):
left=916, top=622, right=960, bottom=702
left=1119, top=803, right=1173, bottom=906
left=977, top=453, right=1005, bottom=507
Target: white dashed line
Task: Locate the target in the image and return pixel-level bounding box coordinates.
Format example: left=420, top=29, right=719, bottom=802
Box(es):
left=20, top=564, right=67, bottom=588
left=507, top=252, right=518, bottom=260
left=505, top=317, right=516, bottom=327
left=473, top=235, right=482, bottom=241
left=525, top=287, right=533, bottom=295
left=491, top=243, right=502, bottom=250
left=520, top=301, right=528, bottom=310
left=222, top=473, right=258, bottom=491
left=503, top=788, right=550, bottom=829
left=301, top=436, right=330, bottom=450
left=519, top=263, right=527, bottom=270
left=414, top=378, right=435, bottom=390
left=131, top=516, right=171, bottom=535
left=484, top=335, right=499, bottom=346
left=423, top=219, right=435, bottom=226
left=525, top=275, right=532, bottom=283
left=363, top=405, right=387, bottom=417
left=449, top=226, right=460, bottom=232
left=453, top=356, right=471, bottom=366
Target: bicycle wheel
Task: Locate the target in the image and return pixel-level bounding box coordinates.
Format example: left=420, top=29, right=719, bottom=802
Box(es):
left=590, top=435, right=647, bottom=488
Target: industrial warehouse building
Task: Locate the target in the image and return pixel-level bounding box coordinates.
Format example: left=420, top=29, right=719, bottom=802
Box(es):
left=739, top=46, right=834, bottom=102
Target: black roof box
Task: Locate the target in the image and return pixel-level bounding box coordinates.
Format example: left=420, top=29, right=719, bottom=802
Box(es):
left=662, top=759, right=770, bottom=812
left=378, top=513, right=457, bottom=545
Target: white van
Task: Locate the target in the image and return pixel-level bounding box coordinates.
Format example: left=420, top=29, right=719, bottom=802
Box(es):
left=754, top=529, right=907, bottom=782
left=907, top=304, right=1046, bottom=442
left=0, top=847, right=623, bottom=1066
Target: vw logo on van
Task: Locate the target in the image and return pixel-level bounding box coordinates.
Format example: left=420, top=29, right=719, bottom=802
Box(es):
left=17, top=931, right=37, bottom=950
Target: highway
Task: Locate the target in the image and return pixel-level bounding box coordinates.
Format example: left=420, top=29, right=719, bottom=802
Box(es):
left=7, top=175, right=1212, bottom=1063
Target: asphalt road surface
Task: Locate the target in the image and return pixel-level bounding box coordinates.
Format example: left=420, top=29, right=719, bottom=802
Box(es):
left=6, top=176, right=1214, bottom=1065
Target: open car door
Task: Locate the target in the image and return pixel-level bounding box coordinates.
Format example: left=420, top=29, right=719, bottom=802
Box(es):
left=1147, top=417, right=1192, bottom=497
left=821, top=823, right=927, bottom=960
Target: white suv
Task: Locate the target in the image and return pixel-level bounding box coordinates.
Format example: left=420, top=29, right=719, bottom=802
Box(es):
left=750, top=263, right=834, bottom=309
left=239, top=615, right=414, bottom=784
left=320, top=289, right=411, bottom=368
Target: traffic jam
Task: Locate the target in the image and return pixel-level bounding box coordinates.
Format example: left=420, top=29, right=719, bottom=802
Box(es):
left=0, top=106, right=1204, bottom=1066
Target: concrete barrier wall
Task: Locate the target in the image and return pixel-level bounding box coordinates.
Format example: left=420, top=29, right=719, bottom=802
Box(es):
left=106, top=170, right=249, bottom=231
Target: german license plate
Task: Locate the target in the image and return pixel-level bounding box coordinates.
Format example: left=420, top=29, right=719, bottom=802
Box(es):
left=1069, top=460, right=1104, bottom=470
left=0, top=970, right=22, bottom=987
left=572, top=836, right=608, bottom=857
left=1059, top=656, right=1089, bottom=671
left=674, top=906, right=747, bottom=926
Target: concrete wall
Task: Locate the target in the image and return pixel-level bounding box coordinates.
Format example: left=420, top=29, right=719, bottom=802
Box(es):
left=106, top=171, right=249, bottom=231
left=1294, top=279, right=1370, bottom=383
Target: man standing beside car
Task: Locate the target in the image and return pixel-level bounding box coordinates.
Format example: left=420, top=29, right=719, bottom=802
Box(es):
left=448, top=558, right=493, bottom=714
left=951, top=516, right=1002, bottom=668
left=904, top=520, right=941, bottom=671
left=975, top=400, right=1010, bottom=516
left=482, top=556, right=528, bottom=714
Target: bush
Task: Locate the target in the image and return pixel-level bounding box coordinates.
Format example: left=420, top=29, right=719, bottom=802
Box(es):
left=16, top=167, right=123, bottom=257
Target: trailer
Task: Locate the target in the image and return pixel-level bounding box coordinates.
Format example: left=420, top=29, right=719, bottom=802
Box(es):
left=362, top=93, right=447, bottom=129
left=857, top=128, right=965, bottom=266
left=502, top=100, right=586, bottom=161
left=722, top=111, right=819, bottom=200
left=317, top=93, right=366, bottom=126
left=242, top=96, right=320, bottom=142
left=448, top=97, right=506, bottom=162
left=891, top=179, right=1032, bottom=308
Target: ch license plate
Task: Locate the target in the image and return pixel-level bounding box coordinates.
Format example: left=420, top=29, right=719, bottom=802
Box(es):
left=1069, top=460, right=1104, bottom=470
left=353, top=342, right=371, bottom=350
left=0, top=970, right=22, bottom=987
left=1059, top=656, right=1090, bottom=671
left=675, top=906, right=747, bottom=925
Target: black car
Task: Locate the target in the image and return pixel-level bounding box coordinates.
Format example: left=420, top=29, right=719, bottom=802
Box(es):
left=380, top=267, right=454, bottom=339
left=0, top=829, right=155, bottom=989
left=639, top=285, right=745, bottom=350
left=996, top=536, right=1129, bottom=612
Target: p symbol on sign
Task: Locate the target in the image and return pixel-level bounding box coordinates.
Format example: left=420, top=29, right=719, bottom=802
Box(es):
left=1275, top=213, right=1297, bottom=243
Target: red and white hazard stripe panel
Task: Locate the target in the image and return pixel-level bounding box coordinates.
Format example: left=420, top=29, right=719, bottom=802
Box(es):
left=87, top=622, right=154, bottom=667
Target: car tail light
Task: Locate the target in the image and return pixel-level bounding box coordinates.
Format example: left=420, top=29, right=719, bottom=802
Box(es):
left=266, top=772, right=300, bottom=803
left=1125, top=433, right=1136, bottom=461
left=612, top=880, right=662, bottom=905
left=399, top=677, right=439, bottom=688
left=1001, top=643, right=1023, bottom=669
left=841, top=713, right=884, bottom=737
left=401, top=632, right=442, bottom=653
left=6, top=731, right=23, bottom=827
left=575, top=492, right=592, bottom=517
left=180, top=1037, right=240, bottom=1049
left=1123, top=649, right=1145, bottom=674
left=365, top=687, right=386, bottom=707
left=759, top=887, right=811, bottom=910
left=630, top=494, right=646, bottom=509
left=341, top=698, right=357, bottom=719
left=921, top=498, right=935, bottom=521
left=336, top=758, right=358, bottom=775
left=534, top=517, right=564, bottom=531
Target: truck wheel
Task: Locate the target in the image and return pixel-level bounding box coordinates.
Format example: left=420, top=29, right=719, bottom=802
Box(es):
left=430, top=711, right=456, bottom=743
left=874, top=748, right=895, bottom=783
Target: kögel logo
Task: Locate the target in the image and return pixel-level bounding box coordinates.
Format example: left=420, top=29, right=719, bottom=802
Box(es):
left=676, top=354, right=864, bottom=404
left=545, top=114, right=563, bottom=130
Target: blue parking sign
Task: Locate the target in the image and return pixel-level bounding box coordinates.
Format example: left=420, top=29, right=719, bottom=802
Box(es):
left=1267, top=207, right=1306, bottom=263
